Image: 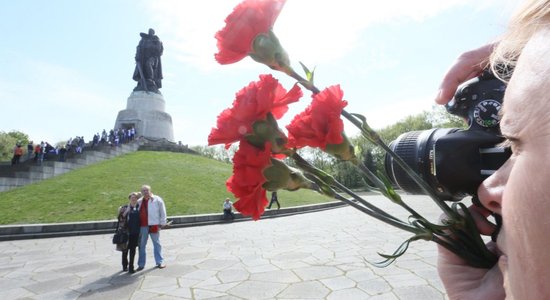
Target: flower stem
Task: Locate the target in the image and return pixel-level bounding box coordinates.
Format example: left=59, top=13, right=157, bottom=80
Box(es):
left=292, top=153, right=401, bottom=222
left=341, top=110, right=458, bottom=219
left=332, top=193, right=424, bottom=235
left=331, top=178, right=403, bottom=224
left=353, top=159, right=426, bottom=221
left=287, top=69, right=320, bottom=94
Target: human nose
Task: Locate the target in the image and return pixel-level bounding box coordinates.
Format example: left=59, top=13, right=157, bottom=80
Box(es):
left=476, top=159, right=511, bottom=215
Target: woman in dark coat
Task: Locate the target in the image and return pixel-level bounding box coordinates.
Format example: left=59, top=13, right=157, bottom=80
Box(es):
left=117, top=192, right=141, bottom=273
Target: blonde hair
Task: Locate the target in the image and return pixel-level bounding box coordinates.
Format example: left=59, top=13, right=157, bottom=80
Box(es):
left=124, top=192, right=140, bottom=215
left=128, top=192, right=140, bottom=199
left=490, top=0, right=550, bottom=80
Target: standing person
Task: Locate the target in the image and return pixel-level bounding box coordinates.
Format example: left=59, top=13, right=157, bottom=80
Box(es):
left=137, top=185, right=167, bottom=270
left=222, top=198, right=235, bottom=220
left=58, top=146, right=67, bottom=162
left=123, top=192, right=141, bottom=274
left=435, top=1, right=550, bottom=298
left=27, top=141, right=33, bottom=160
left=39, top=141, right=45, bottom=163
left=33, top=143, right=41, bottom=164
left=130, top=127, right=136, bottom=140
left=267, top=191, right=280, bottom=210
left=11, top=143, right=23, bottom=165
left=115, top=202, right=129, bottom=271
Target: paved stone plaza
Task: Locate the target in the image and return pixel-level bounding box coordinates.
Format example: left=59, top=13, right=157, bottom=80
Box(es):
left=0, top=195, right=449, bottom=299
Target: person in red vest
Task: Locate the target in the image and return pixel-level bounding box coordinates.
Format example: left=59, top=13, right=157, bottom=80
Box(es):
left=136, top=185, right=167, bottom=271
left=11, top=143, right=23, bottom=165
left=33, top=144, right=41, bottom=163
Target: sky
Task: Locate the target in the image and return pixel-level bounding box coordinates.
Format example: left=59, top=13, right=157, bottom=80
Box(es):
left=0, top=0, right=522, bottom=147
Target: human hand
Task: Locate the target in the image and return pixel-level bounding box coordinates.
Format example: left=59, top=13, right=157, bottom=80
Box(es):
left=435, top=43, right=496, bottom=105
left=161, top=220, right=173, bottom=229
left=437, top=205, right=505, bottom=299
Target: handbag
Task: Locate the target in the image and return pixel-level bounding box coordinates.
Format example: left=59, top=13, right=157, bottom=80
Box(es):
left=112, top=219, right=129, bottom=244
left=112, top=230, right=129, bottom=244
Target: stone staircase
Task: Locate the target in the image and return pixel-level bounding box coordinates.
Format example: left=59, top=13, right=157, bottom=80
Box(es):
left=0, top=141, right=141, bottom=192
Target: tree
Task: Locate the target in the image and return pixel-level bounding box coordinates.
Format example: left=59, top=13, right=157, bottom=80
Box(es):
left=352, top=105, right=467, bottom=179
left=191, top=144, right=237, bottom=163
left=0, top=131, right=29, bottom=162
left=427, top=105, right=467, bottom=129
left=333, top=160, right=366, bottom=189
left=296, top=147, right=335, bottom=173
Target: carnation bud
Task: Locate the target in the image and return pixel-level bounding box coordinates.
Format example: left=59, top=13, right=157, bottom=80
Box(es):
left=247, top=113, right=288, bottom=153
left=250, top=30, right=292, bottom=75
left=263, top=158, right=315, bottom=191
left=325, top=133, right=356, bottom=161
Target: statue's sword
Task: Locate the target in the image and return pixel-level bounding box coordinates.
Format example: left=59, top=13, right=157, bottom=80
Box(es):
left=136, top=63, right=148, bottom=92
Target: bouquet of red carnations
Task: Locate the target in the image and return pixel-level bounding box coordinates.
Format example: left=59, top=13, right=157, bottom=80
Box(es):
left=208, top=0, right=496, bottom=268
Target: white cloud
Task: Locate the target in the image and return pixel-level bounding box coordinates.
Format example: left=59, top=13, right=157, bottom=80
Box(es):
left=143, top=0, right=508, bottom=71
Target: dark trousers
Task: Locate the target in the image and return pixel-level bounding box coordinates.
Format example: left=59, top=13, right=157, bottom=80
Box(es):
left=122, top=234, right=139, bottom=270
left=267, top=199, right=280, bottom=209
left=223, top=209, right=234, bottom=220
left=11, top=155, right=21, bottom=165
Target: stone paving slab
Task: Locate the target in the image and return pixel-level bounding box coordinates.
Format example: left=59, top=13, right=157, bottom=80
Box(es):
left=0, top=195, right=450, bottom=299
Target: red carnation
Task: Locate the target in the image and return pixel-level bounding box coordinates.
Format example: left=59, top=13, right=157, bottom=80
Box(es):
left=208, top=74, right=302, bottom=148
left=286, top=85, right=348, bottom=149
left=227, top=141, right=272, bottom=220
left=215, top=0, right=286, bottom=65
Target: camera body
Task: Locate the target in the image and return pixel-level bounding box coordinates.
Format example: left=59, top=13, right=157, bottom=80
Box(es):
left=384, top=70, right=510, bottom=201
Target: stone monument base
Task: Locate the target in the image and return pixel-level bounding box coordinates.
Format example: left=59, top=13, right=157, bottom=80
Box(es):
left=114, top=91, right=174, bottom=142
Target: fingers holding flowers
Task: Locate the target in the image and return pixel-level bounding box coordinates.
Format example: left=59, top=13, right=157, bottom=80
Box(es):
left=436, top=204, right=504, bottom=298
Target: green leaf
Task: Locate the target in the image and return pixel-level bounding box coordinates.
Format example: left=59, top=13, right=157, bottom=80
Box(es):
left=369, top=238, right=412, bottom=268
left=376, top=170, right=401, bottom=204
left=299, top=61, right=315, bottom=83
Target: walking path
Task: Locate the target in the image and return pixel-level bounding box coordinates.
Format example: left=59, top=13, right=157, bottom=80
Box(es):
left=0, top=195, right=449, bottom=299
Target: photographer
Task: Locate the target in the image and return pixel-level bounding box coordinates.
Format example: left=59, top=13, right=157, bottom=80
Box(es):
left=434, top=1, right=550, bottom=299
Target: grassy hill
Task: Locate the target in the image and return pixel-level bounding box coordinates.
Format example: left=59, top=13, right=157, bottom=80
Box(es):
left=0, top=151, right=331, bottom=225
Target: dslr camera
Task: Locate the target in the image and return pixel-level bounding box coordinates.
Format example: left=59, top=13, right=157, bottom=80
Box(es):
left=384, top=70, right=511, bottom=201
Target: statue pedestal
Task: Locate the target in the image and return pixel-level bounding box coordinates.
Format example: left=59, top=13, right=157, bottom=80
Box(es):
left=114, top=91, right=174, bottom=141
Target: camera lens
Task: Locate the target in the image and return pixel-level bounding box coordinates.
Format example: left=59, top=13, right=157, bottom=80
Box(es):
left=384, top=128, right=510, bottom=201
left=385, top=128, right=459, bottom=197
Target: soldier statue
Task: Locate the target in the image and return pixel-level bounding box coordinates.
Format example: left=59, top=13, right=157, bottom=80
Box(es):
left=133, top=28, right=163, bottom=93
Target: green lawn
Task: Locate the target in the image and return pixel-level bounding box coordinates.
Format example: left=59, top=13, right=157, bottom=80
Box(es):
left=0, top=151, right=332, bottom=224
